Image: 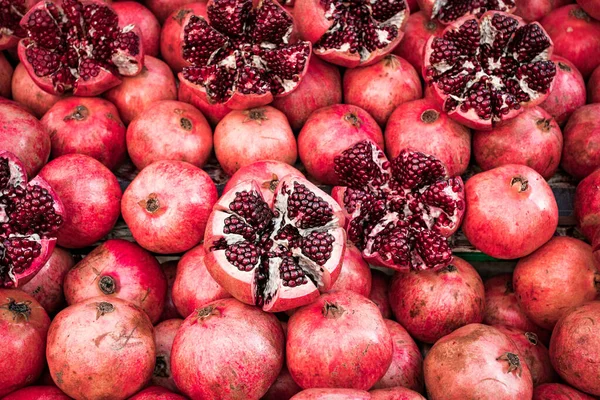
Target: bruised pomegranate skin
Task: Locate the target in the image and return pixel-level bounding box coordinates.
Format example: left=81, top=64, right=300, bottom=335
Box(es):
left=177, top=74, right=230, bottom=127
left=588, top=65, right=600, bottom=103
left=159, top=261, right=180, bottom=322
left=514, top=0, right=574, bottom=22
left=11, top=63, right=64, bottom=119
left=0, top=289, right=51, bottom=397
left=577, top=0, right=600, bottom=18
left=39, top=154, right=122, bottom=248
left=574, top=169, right=600, bottom=241
left=0, top=53, right=13, bottom=98
left=369, top=270, right=392, bottom=319
left=0, top=385, right=71, bottom=400
left=533, top=383, right=596, bottom=400
left=472, top=106, right=563, bottom=180
left=330, top=243, right=372, bottom=297
left=418, top=0, right=517, bottom=24
left=561, top=103, right=600, bottom=180
left=262, top=366, right=302, bottom=400
left=112, top=2, right=160, bottom=57
left=287, top=290, right=393, bottom=390
left=393, top=11, right=444, bottom=72
left=290, top=389, right=371, bottom=399
left=129, top=386, right=187, bottom=400
left=145, top=0, right=197, bottom=23
left=152, top=319, right=183, bottom=393
left=462, top=164, right=559, bottom=259
left=385, top=98, right=472, bottom=177
left=540, top=56, right=586, bottom=126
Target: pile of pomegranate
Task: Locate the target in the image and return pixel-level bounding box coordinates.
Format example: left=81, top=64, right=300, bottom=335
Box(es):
left=1, top=0, right=600, bottom=398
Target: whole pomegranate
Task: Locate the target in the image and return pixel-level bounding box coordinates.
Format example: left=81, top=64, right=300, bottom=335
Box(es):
left=533, top=383, right=596, bottom=400
left=0, top=289, right=50, bottom=397
left=1, top=385, right=71, bottom=400
left=47, top=297, right=155, bottom=400
left=112, top=2, right=160, bottom=57
left=393, top=11, right=444, bottom=72
left=11, top=63, right=64, bottom=119
left=287, top=290, right=393, bottom=389
left=177, top=75, right=231, bottom=127
left=263, top=366, right=302, bottom=400
left=550, top=301, right=600, bottom=396
left=462, top=164, right=558, bottom=259
left=291, top=389, right=371, bottom=400
left=0, top=0, right=37, bottom=51
left=159, top=261, right=180, bottom=321
left=369, top=270, right=392, bottom=319
left=0, top=53, right=13, bottom=98
left=104, top=56, right=177, bottom=125
left=331, top=243, right=372, bottom=297
left=122, top=160, right=218, bottom=254
left=418, top=0, right=516, bottom=23
left=214, top=107, right=297, bottom=176
left=172, top=298, right=284, bottom=399
left=515, top=0, right=575, bottom=22
left=127, top=100, right=213, bottom=170
left=129, top=386, right=187, bottom=400
left=574, top=168, right=600, bottom=241
left=172, top=245, right=231, bottom=318
left=385, top=98, right=472, bottom=177
left=145, top=0, right=197, bottom=23
left=588, top=65, right=600, bottom=103
left=152, top=318, right=183, bottom=392
left=370, top=387, right=426, bottom=400
left=472, top=106, right=563, bottom=179
left=39, top=154, right=122, bottom=248
left=540, top=56, right=586, bottom=126
left=577, top=0, right=600, bottom=22
left=561, top=103, right=600, bottom=180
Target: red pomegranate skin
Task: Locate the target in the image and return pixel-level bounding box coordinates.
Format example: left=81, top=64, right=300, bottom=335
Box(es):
left=330, top=243, right=372, bottom=297
left=159, top=261, right=181, bottom=321
left=129, top=386, right=187, bottom=400
left=424, top=324, right=534, bottom=400
left=540, top=56, right=586, bottom=126
left=21, top=247, right=75, bottom=315
left=121, top=160, right=218, bottom=254
left=513, top=237, right=599, bottom=330
left=533, top=383, right=596, bottom=400
left=472, top=106, right=563, bottom=180
left=385, top=98, right=472, bottom=177
left=0, top=53, right=13, bottom=98
left=515, top=0, right=575, bottom=22
left=0, top=289, right=51, bottom=397
left=145, top=0, right=197, bottom=23
left=462, top=164, right=559, bottom=259
left=272, top=57, right=342, bottom=132
left=152, top=318, right=183, bottom=392
left=369, top=270, right=392, bottom=319
left=262, top=366, right=302, bottom=400
left=389, top=257, right=485, bottom=344
left=0, top=385, right=71, bottom=400
left=370, top=387, right=426, bottom=400
left=171, top=298, right=285, bottom=400
left=287, top=290, right=393, bottom=390
left=112, top=2, right=160, bottom=57
left=577, top=0, right=600, bottom=19
left=172, top=245, right=231, bottom=318
left=393, top=11, right=444, bottom=73
left=127, top=100, right=213, bottom=170
left=11, top=63, right=64, bottom=119
left=298, top=104, right=384, bottom=185
left=550, top=301, right=600, bottom=396
left=561, top=103, right=600, bottom=179
left=41, top=97, right=127, bottom=170
left=0, top=100, right=50, bottom=178
left=588, top=65, right=600, bottom=103
left=574, top=168, right=600, bottom=241
left=104, top=56, right=178, bottom=125
left=343, top=55, right=423, bottom=127
left=177, top=74, right=230, bottom=127
left=290, top=389, right=371, bottom=399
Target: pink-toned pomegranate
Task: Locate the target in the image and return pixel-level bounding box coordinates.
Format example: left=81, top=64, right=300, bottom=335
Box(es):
left=18, top=0, right=145, bottom=96
left=575, top=169, right=600, bottom=241
left=21, top=247, right=74, bottom=314
left=129, top=386, right=187, bottom=400
left=393, top=11, right=444, bottom=72
left=214, top=107, right=297, bottom=176
left=331, top=243, right=372, bottom=297
left=389, top=257, right=485, bottom=343
left=369, top=270, right=392, bottom=318
left=159, top=261, right=180, bottom=321
left=1, top=385, right=71, bottom=400
left=370, top=387, right=426, bottom=400
left=263, top=366, right=302, bottom=400
left=121, top=160, right=218, bottom=254
left=418, top=0, right=516, bottom=23
left=47, top=297, right=155, bottom=400
left=112, top=2, right=160, bottom=57
left=462, top=164, right=558, bottom=259
left=588, top=65, right=600, bottom=103
left=533, top=383, right=596, bottom=400
left=177, top=75, right=230, bottom=127
left=172, top=298, right=284, bottom=399
left=172, top=245, right=231, bottom=318
left=11, top=63, right=64, bottom=119
left=577, top=0, right=600, bottom=23
left=291, top=389, right=371, bottom=399
left=39, top=154, right=122, bottom=248
left=561, top=103, right=600, bottom=180
left=0, top=53, right=13, bottom=98
left=127, top=100, right=213, bottom=170
left=287, top=290, right=393, bottom=390
left=104, top=56, right=177, bottom=125
left=540, top=56, right=586, bottom=125
left=550, top=301, right=600, bottom=396
left=472, top=106, right=563, bottom=179
left=41, top=97, right=127, bottom=171
left=0, top=289, right=51, bottom=397
left=0, top=151, right=64, bottom=287
left=424, top=11, right=556, bottom=130
left=514, top=0, right=575, bottom=22
left=385, top=98, right=472, bottom=177
left=0, top=0, right=37, bottom=51
left=145, top=0, right=197, bottom=23
left=204, top=176, right=346, bottom=312
left=152, top=318, right=183, bottom=393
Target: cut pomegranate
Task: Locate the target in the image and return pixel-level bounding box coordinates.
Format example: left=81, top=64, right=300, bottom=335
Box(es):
left=0, top=151, right=64, bottom=288
left=17, top=0, right=145, bottom=96
left=0, top=0, right=37, bottom=50
left=418, top=0, right=516, bottom=24
left=333, top=140, right=465, bottom=272
left=204, top=175, right=346, bottom=312
left=424, top=11, right=556, bottom=130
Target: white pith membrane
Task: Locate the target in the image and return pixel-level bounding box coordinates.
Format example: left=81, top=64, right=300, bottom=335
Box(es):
left=430, top=0, right=515, bottom=24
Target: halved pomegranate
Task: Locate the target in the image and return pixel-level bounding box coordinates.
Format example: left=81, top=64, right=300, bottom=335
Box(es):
left=0, top=151, right=64, bottom=287
left=333, top=140, right=465, bottom=272
left=203, top=175, right=346, bottom=312
left=17, top=0, right=145, bottom=96
left=418, top=0, right=516, bottom=24
left=424, top=11, right=556, bottom=130
left=0, top=0, right=37, bottom=50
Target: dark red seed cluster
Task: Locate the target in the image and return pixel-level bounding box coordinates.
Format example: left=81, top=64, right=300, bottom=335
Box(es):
left=430, top=0, right=516, bottom=24
left=0, top=0, right=27, bottom=42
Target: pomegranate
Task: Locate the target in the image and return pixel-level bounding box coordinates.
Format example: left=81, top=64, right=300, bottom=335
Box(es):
left=287, top=290, right=393, bottom=389
left=418, top=0, right=516, bottom=23
left=172, top=245, right=231, bottom=318
left=533, top=383, right=596, bottom=400
left=263, top=366, right=302, bottom=400
left=331, top=242, right=372, bottom=297
left=11, top=63, right=64, bottom=119
left=63, top=239, right=167, bottom=323
left=333, top=140, right=465, bottom=271
left=0, top=100, right=50, bottom=178
left=159, top=261, right=180, bottom=321
left=575, top=168, right=600, bottom=241
left=204, top=176, right=346, bottom=312
left=214, top=107, right=297, bottom=176
left=0, top=151, right=64, bottom=287
left=561, top=103, right=600, bottom=180
left=370, top=387, right=426, bottom=399
left=152, top=318, right=183, bottom=393
left=112, top=1, right=160, bottom=57
left=462, top=164, right=558, bottom=259
left=541, top=5, right=600, bottom=79
left=127, top=100, right=213, bottom=170
left=393, top=11, right=444, bottom=72
left=540, top=56, right=586, bottom=125
left=145, top=0, right=197, bottom=23
left=550, top=301, right=600, bottom=396
left=1, top=385, right=71, bottom=400
left=0, top=289, right=50, bottom=397
left=514, top=0, right=575, bottom=22
left=424, top=11, right=556, bottom=130
left=0, top=0, right=37, bottom=51
left=369, top=270, right=392, bottom=318
left=0, top=53, right=13, bottom=98
left=290, top=389, right=371, bottom=400
left=385, top=98, right=472, bottom=177
left=41, top=97, right=127, bottom=171
left=298, top=104, right=384, bottom=185
left=177, top=75, right=230, bottom=127
left=129, top=386, right=187, bottom=400
left=47, top=297, right=155, bottom=400
left=472, top=106, right=563, bottom=179
left=21, top=247, right=74, bottom=314
left=588, top=65, right=600, bottom=103
left=18, top=0, right=144, bottom=96
left=39, top=154, right=122, bottom=248
left=578, top=0, right=600, bottom=19
left=104, top=56, right=177, bottom=125
left=389, top=257, right=485, bottom=343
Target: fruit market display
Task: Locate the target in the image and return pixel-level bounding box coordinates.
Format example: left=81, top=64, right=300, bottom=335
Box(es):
left=3, top=0, right=600, bottom=398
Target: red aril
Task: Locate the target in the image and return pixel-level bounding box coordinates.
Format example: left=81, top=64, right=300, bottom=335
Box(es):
left=369, top=270, right=392, bottom=318
left=152, top=318, right=183, bottom=393
left=393, top=11, right=444, bottom=72
left=561, top=103, right=600, bottom=179
left=159, top=261, right=180, bottom=321
left=11, top=63, right=64, bottom=119
left=540, top=56, right=586, bottom=126
left=574, top=168, right=600, bottom=241
left=145, top=0, right=197, bottom=23
left=1, top=386, right=71, bottom=400
left=177, top=75, right=230, bottom=127
left=0, top=53, right=12, bottom=98
left=263, top=367, right=302, bottom=400
left=588, top=65, right=600, bottom=103
left=533, top=383, right=596, bottom=400
left=0, top=0, right=37, bottom=51
left=291, top=389, right=371, bottom=399
left=129, top=386, right=187, bottom=400
left=515, top=0, right=575, bottom=22
left=576, top=0, right=600, bottom=21
left=331, top=243, right=372, bottom=297
left=112, top=2, right=160, bottom=57
left=418, top=0, right=517, bottom=24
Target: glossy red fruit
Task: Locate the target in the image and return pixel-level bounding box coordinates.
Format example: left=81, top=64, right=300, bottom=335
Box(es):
left=290, top=389, right=371, bottom=399
left=540, top=56, right=586, bottom=126
left=369, top=271, right=392, bottom=319
left=11, top=63, right=64, bottom=119
left=533, top=383, right=596, bottom=400
left=588, top=65, right=600, bottom=103
left=393, top=11, right=444, bottom=72
left=514, top=0, right=575, bottom=22
left=418, top=0, right=516, bottom=24
left=370, top=387, right=426, bottom=400
left=177, top=74, right=230, bottom=127
left=129, top=386, right=187, bottom=400
left=0, top=0, right=37, bottom=51
left=262, top=366, right=302, bottom=400
left=112, top=2, right=160, bottom=57
left=152, top=319, right=183, bottom=393
left=561, top=103, right=600, bottom=179
left=331, top=243, right=372, bottom=297
left=574, top=168, right=600, bottom=241
left=0, top=385, right=71, bottom=400
left=0, top=53, right=13, bottom=98
left=159, top=261, right=180, bottom=322
left=145, top=0, right=197, bottom=23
